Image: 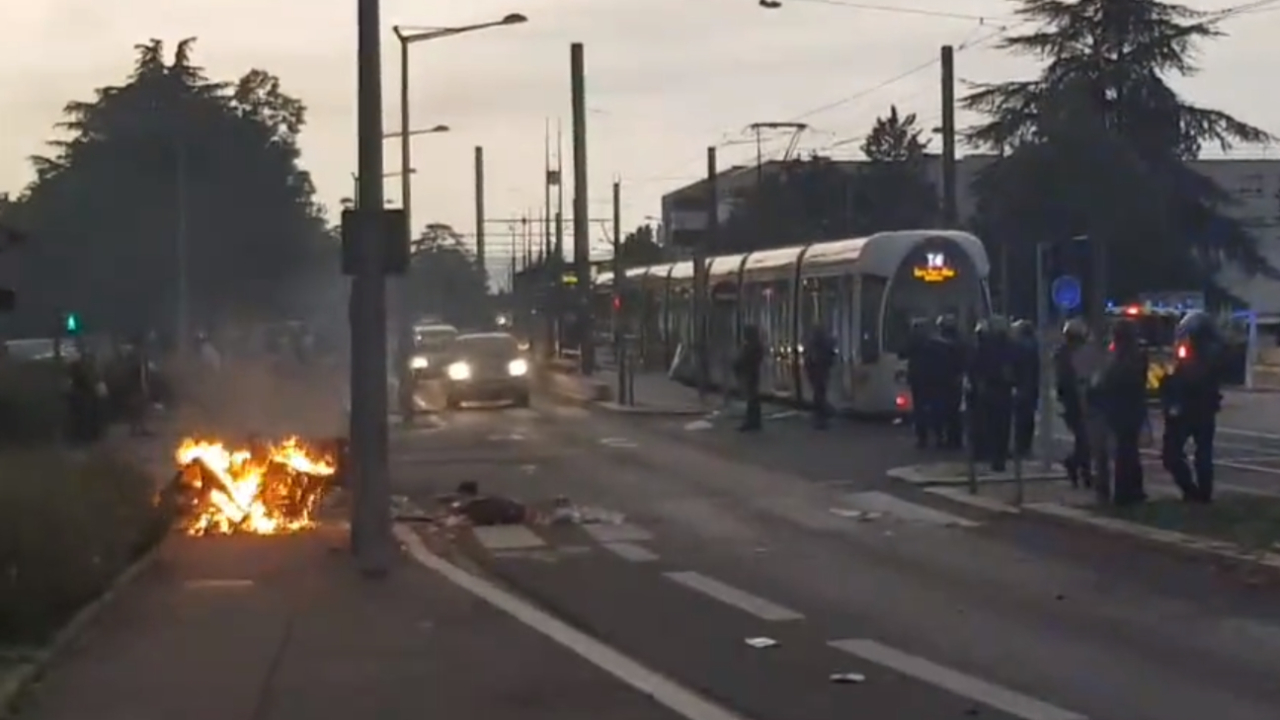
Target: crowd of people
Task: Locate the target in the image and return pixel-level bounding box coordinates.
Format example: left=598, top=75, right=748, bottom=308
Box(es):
left=727, top=310, right=1225, bottom=508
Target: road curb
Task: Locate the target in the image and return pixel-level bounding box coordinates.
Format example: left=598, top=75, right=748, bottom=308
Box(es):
left=0, top=535, right=168, bottom=717
left=594, top=402, right=710, bottom=417
left=887, top=463, right=1068, bottom=487
left=1021, top=501, right=1280, bottom=571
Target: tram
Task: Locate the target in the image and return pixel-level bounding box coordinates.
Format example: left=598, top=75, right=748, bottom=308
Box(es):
left=596, top=230, right=992, bottom=415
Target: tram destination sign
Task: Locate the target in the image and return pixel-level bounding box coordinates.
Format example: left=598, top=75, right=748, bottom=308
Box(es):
left=912, top=252, right=956, bottom=283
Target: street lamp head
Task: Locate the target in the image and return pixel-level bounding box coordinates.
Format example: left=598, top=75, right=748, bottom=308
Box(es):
left=759, top=0, right=782, bottom=8
left=501, top=13, right=528, bottom=24
left=429, top=124, right=450, bottom=133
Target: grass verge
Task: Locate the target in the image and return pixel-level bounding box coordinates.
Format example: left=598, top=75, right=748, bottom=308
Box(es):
left=1102, top=492, right=1280, bottom=553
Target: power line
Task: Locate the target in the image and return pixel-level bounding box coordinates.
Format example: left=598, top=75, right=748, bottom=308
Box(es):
left=781, top=0, right=1003, bottom=23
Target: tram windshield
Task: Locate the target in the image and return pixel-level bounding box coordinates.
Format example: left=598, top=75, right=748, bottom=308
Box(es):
left=881, top=245, right=986, bottom=354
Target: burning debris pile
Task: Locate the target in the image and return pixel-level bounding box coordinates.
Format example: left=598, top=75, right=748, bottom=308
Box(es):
left=173, top=437, right=337, bottom=535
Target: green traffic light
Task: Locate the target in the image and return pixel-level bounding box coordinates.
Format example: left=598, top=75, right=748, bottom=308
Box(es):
left=64, top=313, right=79, bottom=334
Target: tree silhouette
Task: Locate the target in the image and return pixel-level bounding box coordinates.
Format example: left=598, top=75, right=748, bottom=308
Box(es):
left=964, top=0, right=1275, bottom=306
left=2, top=38, right=331, bottom=339
left=850, top=105, right=939, bottom=232
left=406, top=223, right=490, bottom=329
left=618, top=224, right=664, bottom=266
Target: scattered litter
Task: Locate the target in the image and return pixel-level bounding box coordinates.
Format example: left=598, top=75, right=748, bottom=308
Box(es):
left=860, top=512, right=883, bottom=522
left=684, top=419, right=714, bottom=431
left=599, top=437, right=638, bottom=448
left=829, top=508, right=864, bottom=519
left=745, top=637, right=778, bottom=649
left=547, top=496, right=625, bottom=525
left=829, top=672, right=866, bottom=684
left=753, top=547, right=768, bottom=554
left=520, top=464, right=537, bottom=474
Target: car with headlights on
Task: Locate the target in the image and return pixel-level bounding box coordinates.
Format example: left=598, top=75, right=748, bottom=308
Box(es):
left=443, top=332, right=531, bottom=408
left=408, top=323, right=459, bottom=381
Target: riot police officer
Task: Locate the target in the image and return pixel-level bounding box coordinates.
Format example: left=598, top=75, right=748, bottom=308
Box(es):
left=968, top=316, right=1016, bottom=472
left=1054, top=318, right=1092, bottom=488
left=904, top=318, right=936, bottom=448
left=932, top=315, right=966, bottom=449
left=1010, top=319, right=1040, bottom=457
left=1160, top=311, right=1223, bottom=503
left=1097, top=318, right=1150, bottom=505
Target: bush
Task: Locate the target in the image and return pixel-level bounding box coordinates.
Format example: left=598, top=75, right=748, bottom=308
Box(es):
left=0, top=361, right=67, bottom=445
left=0, top=447, right=170, bottom=646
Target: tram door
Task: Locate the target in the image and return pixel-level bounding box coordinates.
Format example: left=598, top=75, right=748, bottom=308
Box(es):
left=797, top=277, right=845, bottom=407
left=708, top=281, right=739, bottom=390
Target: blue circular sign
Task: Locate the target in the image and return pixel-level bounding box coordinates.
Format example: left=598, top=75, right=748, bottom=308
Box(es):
left=1050, top=275, right=1081, bottom=310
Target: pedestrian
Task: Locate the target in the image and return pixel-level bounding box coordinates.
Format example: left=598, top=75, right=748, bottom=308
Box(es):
left=968, top=316, right=1016, bottom=472
left=1096, top=318, right=1150, bottom=505
left=1054, top=318, right=1093, bottom=488
left=903, top=318, right=937, bottom=447
left=734, top=324, right=764, bottom=432
left=803, top=324, right=836, bottom=429
left=1160, top=311, right=1224, bottom=503
left=1010, top=319, right=1040, bottom=457
left=932, top=315, right=965, bottom=449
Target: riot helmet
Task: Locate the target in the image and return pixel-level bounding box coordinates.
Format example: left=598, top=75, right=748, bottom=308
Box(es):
left=1011, top=319, right=1034, bottom=339
left=935, top=314, right=958, bottom=338
left=985, top=315, right=1010, bottom=336
left=974, top=318, right=990, bottom=337
left=1061, top=317, right=1089, bottom=343
left=1175, top=311, right=1220, bottom=356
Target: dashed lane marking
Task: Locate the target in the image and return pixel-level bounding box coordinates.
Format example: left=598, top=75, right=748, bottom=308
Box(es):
left=582, top=522, right=653, bottom=543
left=829, top=639, right=1087, bottom=720
left=395, top=525, right=750, bottom=720
left=663, top=571, right=804, bottom=622
left=472, top=525, right=547, bottom=551
left=602, top=542, right=660, bottom=562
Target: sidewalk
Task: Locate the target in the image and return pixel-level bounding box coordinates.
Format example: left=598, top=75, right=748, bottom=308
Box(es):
left=598, top=371, right=719, bottom=415
left=13, top=527, right=686, bottom=720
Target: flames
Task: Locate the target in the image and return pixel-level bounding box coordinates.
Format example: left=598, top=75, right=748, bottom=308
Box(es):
left=174, top=436, right=337, bottom=535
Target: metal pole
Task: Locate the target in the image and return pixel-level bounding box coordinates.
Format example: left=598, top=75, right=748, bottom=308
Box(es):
left=554, top=121, right=565, bottom=357
left=695, top=147, right=715, bottom=399
left=1035, top=242, right=1053, bottom=472
left=395, top=37, right=416, bottom=423
left=613, top=178, right=625, bottom=403
left=940, top=45, right=958, bottom=228
left=475, top=146, right=487, bottom=277
left=570, top=43, right=593, bottom=375
left=352, top=0, right=392, bottom=577
left=175, top=141, right=189, bottom=352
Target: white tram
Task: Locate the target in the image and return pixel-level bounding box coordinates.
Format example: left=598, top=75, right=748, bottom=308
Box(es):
left=597, top=230, right=992, bottom=415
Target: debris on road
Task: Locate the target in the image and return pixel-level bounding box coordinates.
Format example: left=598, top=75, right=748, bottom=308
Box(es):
left=547, top=495, right=626, bottom=526
left=745, top=637, right=778, bottom=649
left=829, top=672, right=866, bottom=684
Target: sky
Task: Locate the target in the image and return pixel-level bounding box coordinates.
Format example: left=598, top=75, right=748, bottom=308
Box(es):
left=1, top=0, right=1277, bottom=278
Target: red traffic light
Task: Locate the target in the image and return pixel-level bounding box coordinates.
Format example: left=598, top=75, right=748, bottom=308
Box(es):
left=612, top=296, right=621, bottom=311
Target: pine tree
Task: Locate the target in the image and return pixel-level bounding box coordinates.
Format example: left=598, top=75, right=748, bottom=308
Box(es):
left=964, top=0, right=1275, bottom=302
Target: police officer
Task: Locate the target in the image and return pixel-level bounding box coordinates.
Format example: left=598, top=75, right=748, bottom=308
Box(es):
left=968, top=316, right=1016, bottom=472
left=1054, top=318, right=1093, bottom=488
left=735, top=324, right=765, bottom=432
left=804, top=324, right=836, bottom=429
left=1010, top=319, right=1040, bottom=457
left=932, top=315, right=965, bottom=449
left=1160, top=311, right=1223, bottom=503
left=1096, top=318, right=1150, bottom=505
left=904, top=318, right=936, bottom=447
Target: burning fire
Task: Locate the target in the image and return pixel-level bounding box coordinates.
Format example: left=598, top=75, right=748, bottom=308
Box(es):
left=174, top=437, right=337, bottom=535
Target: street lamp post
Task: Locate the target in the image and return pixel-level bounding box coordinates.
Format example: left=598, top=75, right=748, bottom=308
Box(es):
left=391, top=13, right=527, bottom=422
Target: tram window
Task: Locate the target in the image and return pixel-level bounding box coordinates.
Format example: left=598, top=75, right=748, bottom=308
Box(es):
left=859, top=275, right=887, bottom=363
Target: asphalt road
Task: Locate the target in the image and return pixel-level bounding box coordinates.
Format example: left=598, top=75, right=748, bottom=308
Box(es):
left=392, top=396, right=1280, bottom=720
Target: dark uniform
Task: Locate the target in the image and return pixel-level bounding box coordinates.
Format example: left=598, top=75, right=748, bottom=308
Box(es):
left=735, top=325, right=765, bottom=432
left=903, top=319, right=936, bottom=447
left=932, top=315, right=965, bottom=449
left=804, top=325, right=836, bottom=429
left=1054, top=319, right=1092, bottom=488
left=968, top=316, right=1016, bottom=472
left=1010, top=319, right=1039, bottom=457
left=1160, top=311, right=1223, bottom=503
left=1097, top=319, right=1150, bottom=505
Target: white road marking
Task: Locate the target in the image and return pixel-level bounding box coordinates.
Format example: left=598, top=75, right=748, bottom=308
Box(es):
left=394, top=525, right=750, bottom=720
left=599, top=437, right=638, bottom=448
left=582, top=522, right=653, bottom=543
left=472, top=525, right=547, bottom=550
left=663, top=571, right=804, bottom=622
left=842, top=491, right=981, bottom=527
left=602, top=542, right=660, bottom=562
left=829, top=639, right=1087, bottom=720
left=487, top=433, right=526, bottom=441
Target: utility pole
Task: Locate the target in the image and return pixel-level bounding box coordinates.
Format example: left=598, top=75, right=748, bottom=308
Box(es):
left=570, top=42, right=593, bottom=374
left=612, top=178, right=625, bottom=403
left=474, top=146, right=486, bottom=277
left=352, top=0, right=392, bottom=577
left=940, top=44, right=958, bottom=228
left=695, top=146, right=715, bottom=398
left=543, top=120, right=554, bottom=259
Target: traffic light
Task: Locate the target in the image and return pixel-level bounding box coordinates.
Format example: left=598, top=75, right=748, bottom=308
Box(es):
left=63, top=312, right=79, bottom=335
left=612, top=295, right=621, bottom=312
